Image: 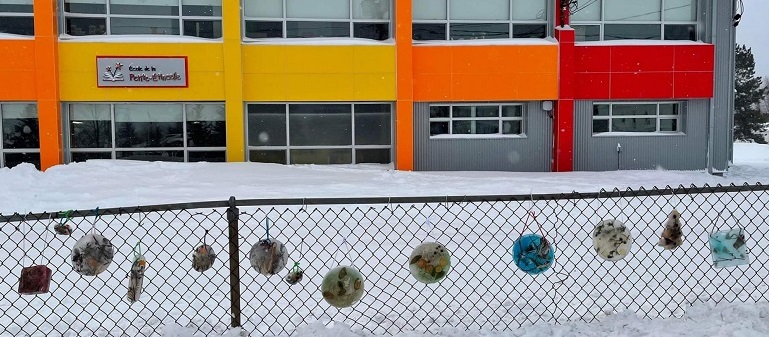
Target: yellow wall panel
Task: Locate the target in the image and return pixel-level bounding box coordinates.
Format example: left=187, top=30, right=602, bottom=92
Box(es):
left=242, top=73, right=287, bottom=101
left=243, top=44, right=396, bottom=101
left=58, top=42, right=225, bottom=101
left=284, top=74, right=355, bottom=101
left=354, top=73, right=396, bottom=100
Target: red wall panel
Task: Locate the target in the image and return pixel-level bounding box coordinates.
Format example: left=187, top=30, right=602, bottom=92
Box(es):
left=574, top=44, right=714, bottom=100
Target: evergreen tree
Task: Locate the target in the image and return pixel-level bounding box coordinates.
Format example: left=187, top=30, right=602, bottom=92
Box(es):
left=734, top=45, right=768, bottom=144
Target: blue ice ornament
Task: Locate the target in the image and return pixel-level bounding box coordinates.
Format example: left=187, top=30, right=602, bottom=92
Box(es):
left=512, top=234, right=555, bottom=274
left=512, top=210, right=555, bottom=275
left=709, top=227, right=749, bottom=268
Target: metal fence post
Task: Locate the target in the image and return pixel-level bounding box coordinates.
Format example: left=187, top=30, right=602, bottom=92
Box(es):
left=227, top=196, right=241, bottom=328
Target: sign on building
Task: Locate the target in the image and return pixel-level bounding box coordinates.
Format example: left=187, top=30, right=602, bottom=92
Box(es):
left=97, top=56, right=188, bottom=88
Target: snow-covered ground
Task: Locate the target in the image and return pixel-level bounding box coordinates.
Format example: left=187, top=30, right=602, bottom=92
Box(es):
left=1, top=143, right=767, bottom=337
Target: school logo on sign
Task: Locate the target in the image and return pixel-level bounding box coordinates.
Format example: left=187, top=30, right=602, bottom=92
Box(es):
left=96, top=56, right=188, bottom=88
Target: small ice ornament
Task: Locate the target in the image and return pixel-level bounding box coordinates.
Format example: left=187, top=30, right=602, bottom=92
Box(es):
left=512, top=234, right=554, bottom=275
left=191, top=244, right=216, bottom=272
left=126, top=255, right=147, bottom=303
left=321, top=266, right=364, bottom=308
left=592, top=219, right=633, bottom=261
left=709, top=227, right=750, bottom=268
left=249, top=239, right=288, bottom=276
left=408, top=242, right=451, bottom=284
left=71, top=233, right=115, bottom=276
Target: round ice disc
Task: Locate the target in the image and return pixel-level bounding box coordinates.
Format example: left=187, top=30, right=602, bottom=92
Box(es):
left=512, top=234, right=554, bottom=275
left=192, top=244, right=216, bottom=272
left=321, top=266, right=364, bottom=308
left=593, top=219, right=633, bottom=261
left=71, top=233, right=115, bottom=276
left=249, top=239, right=288, bottom=276
left=408, top=242, right=451, bottom=284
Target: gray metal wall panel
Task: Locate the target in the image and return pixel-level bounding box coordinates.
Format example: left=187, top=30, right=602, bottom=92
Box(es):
left=574, top=100, right=709, bottom=171
left=710, top=0, right=736, bottom=171
left=414, top=102, right=552, bottom=172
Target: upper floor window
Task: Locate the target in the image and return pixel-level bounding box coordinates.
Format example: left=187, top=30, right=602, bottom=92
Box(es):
left=62, top=0, right=222, bottom=38
left=0, top=0, right=34, bottom=36
left=571, top=0, right=697, bottom=41
left=429, top=104, right=525, bottom=137
left=592, top=102, right=682, bottom=134
left=413, top=0, right=547, bottom=41
left=244, top=0, right=391, bottom=41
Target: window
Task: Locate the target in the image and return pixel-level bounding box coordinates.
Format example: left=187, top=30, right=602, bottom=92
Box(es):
left=429, top=104, right=525, bottom=137
left=247, top=103, right=392, bottom=165
left=62, top=0, right=222, bottom=38
left=571, top=0, right=697, bottom=41
left=244, top=0, right=391, bottom=40
left=0, top=103, right=40, bottom=169
left=592, top=102, right=682, bottom=134
left=67, top=103, right=226, bottom=163
left=0, top=0, right=34, bottom=36
left=412, top=0, right=547, bottom=40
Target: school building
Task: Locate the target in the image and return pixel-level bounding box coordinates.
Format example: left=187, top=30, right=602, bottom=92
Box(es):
left=0, top=0, right=736, bottom=172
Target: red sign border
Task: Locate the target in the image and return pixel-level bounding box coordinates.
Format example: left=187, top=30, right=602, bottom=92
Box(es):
left=96, top=56, right=189, bottom=88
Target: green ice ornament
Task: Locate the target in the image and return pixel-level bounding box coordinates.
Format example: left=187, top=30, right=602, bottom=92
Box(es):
left=321, top=266, right=364, bottom=308
left=408, top=242, right=451, bottom=284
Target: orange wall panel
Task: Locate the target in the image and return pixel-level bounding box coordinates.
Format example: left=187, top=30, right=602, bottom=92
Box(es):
left=412, top=44, right=558, bottom=101
left=0, top=40, right=37, bottom=100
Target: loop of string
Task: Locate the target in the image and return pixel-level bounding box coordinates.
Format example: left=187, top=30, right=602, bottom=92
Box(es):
left=264, top=217, right=271, bottom=241
left=290, top=238, right=305, bottom=273
left=21, top=214, right=28, bottom=266
left=333, top=231, right=354, bottom=266
left=91, top=207, right=100, bottom=235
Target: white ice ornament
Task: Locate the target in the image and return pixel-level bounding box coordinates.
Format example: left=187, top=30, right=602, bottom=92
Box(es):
left=71, top=233, right=115, bottom=276
left=249, top=239, right=288, bottom=276
left=592, top=219, right=633, bottom=261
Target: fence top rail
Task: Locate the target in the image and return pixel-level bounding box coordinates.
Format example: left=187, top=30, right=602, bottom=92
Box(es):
left=0, top=182, right=765, bottom=223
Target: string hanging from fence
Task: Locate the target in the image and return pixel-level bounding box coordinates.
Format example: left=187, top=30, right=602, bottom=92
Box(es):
left=191, top=212, right=217, bottom=273
left=18, top=213, right=53, bottom=295
left=512, top=193, right=555, bottom=275
left=285, top=238, right=305, bottom=285
left=322, top=227, right=365, bottom=308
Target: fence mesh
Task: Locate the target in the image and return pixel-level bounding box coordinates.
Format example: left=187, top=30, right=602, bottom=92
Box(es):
left=1, top=184, right=768, bottom=336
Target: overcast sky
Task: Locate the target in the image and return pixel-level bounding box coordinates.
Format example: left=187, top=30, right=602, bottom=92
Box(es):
left=736, top=0, right=769, bottom=78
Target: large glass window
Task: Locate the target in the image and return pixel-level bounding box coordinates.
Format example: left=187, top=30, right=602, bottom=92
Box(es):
left=0, top=103, right=40, bottom=169
left=0, top=0, right=34, bottom=36
left=592, top=102, right=683, bottom=134
left=67, top=103, right=226, bottom=163
left=412, top=0, right=547, bottom=40
left=244, top=0, right=391, bottom=40
left=428, top=104, right=525, bottom=137
left=62, top=0, right=222, bottom=38
left=571, top=0, right=697, bottom=41
left=247, top=103, right=392, bottom=165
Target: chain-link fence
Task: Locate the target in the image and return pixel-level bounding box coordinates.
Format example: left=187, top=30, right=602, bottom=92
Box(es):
left=1, top=184, right=768, bottom=337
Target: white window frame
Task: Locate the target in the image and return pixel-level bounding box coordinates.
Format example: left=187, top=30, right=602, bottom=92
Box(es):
left=592, top=101, right=684, bottom=135
left=0, top=0, right=34, bottom=36
left=429, top=103, right=526, bottom=138
left=0, top=102, right=40, bottom=168
left=412, top=0, right=548, bottom=40
left=242, top=0, right=392, bottom=40
left=246, top=102, right=393, bottom=165
left=64, top=102, right=227, bottom=163
left=59, top=0, right=223, bottom=38
left=571, top=0, right=698, bottom=41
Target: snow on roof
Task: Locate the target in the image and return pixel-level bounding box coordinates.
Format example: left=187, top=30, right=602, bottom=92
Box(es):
left=0, top=33, right=34, bottom=40
left=58, top=34, right=223, bottom=43
left=413, top=37, right=558, bottom=46
left=576, top=39, right=710, bottom=46
left=243, top=37, right=395, bottom=45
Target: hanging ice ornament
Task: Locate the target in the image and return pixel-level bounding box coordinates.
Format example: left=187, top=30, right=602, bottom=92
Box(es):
left=512, top=234, right=554, bottom=275
left=658, top=209, right=684, bottom=250
left=249, top=239, right=288, bottom=276
left=71, top=233, right=115, bottom=276
left=408, top=242, right=451, bottom=284
left=192, top=244, right=216, bottom=272
left=592, top=219, right=633, bottom=261
left=321, top=266, right=364, bottom=308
